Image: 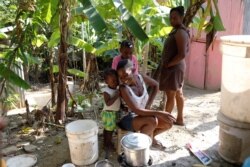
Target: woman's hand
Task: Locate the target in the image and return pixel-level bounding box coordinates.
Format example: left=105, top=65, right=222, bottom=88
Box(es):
left=145, top=104, right=151, bottom=109
left=156, top=111, right=176, bottom=123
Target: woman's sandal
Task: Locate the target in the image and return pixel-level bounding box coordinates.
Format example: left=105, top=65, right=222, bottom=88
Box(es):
left=151, top=140, right=166, bottom=151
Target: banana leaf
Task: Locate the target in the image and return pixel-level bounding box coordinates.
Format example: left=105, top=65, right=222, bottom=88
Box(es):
left=31, top=34, right=48, bottom=47
left=113, top=0, right=148, bottom=41
left=123, top=0, right=154, bottom=16
left=40, top=0, right=59, bottom=24
left=196, top=0, right=211, bottom=38
left=68, top=36, right=96, bottom=53
left=95, top=3, right=118, bottom=20
left=48, top=28, right=60, bottom=48
left=0, top=32, right=8, bottom=39
left=212, top=0, right=225, bottom=31
left=41, top=0, right=52, bottom=23
left=71, top=7, right=85, bottom=16
left=52, top=65, right=59, bottom=73
left=67, top=69, right=85, bottom=78
left=78, top=0, right=107, bottom=33
left=52, top=65, right=85, bottom=78
left=149, top=38, right=164, bottom=50
left=0, top=64, right=30, bottom=89
left=95, top=39, right=120, bottom=55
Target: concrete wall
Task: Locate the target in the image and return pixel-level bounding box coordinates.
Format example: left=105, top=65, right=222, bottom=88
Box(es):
left=185, top=0, right=249, bottom=90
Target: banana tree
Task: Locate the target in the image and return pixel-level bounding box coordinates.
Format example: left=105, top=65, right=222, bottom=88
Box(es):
left=55, top=0, right=225, bottom=121
left=0, top=0, right=38, bottom=111
left=0, top=0, right=225, bottom=123
left=55, top=0, right=70, bottom=123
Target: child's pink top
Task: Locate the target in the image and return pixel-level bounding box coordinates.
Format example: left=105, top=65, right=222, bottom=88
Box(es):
left=111, top=55, right=139, bottom=74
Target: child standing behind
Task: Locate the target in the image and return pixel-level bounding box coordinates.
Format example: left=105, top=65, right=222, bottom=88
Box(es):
left=112, top=40, right=139, bottom=74
left=101, top=68, right=120, bottom=151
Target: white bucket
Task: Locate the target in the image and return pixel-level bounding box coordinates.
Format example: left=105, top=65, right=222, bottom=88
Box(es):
left=66, top=120, right=99, bottom=166
left=67, top=76, right=74, bottom=94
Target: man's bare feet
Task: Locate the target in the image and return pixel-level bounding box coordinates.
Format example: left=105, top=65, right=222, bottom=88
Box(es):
left=173, top=121, right=184, bottom=126
left=151, top=139, right=166, bottom=150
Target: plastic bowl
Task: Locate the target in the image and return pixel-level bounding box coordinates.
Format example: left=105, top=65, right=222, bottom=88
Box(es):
left=62, top=163, right=75, bottom=167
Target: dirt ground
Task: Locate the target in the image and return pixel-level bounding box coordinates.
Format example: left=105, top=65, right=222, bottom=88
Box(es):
left=2, top=85, right=241, bottom=167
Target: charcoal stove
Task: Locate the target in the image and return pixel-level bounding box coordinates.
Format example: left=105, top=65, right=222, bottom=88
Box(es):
left=117, top=152, right=153, bottom=167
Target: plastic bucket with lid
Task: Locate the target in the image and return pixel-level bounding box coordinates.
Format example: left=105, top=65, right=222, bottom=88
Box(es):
left=66, top=120, right=99, bottom=166
left=219, top=35, right=250, bottom=164
left=220, top=35, right=250, bottom=123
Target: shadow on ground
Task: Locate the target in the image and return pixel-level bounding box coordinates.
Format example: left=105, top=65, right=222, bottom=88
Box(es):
left=152, top=143, right=241, bottom=167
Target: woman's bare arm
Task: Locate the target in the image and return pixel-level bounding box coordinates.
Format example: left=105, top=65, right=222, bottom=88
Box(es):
left=103, top=91, right=119, bottom=106
left=119, top=85, right=175, bottom=122
left=141, top=74, right=159, bottom=109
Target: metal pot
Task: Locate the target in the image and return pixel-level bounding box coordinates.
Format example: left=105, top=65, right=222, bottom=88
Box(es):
left=95, top=159, right=114, bottom=167
left=121, top=133, right=152, bottom=166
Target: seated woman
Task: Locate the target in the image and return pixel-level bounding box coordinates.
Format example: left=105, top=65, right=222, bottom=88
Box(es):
left=117, top=59, right=175, bottom=149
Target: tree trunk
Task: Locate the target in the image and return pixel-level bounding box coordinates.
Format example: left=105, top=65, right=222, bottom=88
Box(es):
left=23, top=66, right=29, bottom=83
left=82, top=53, right=99, bottom=92
left=183, top=0, right=206, bottom=27
left=56, top=0, right=70, bottom=123
left=142, top=22, right=151, bottom=75
left=49, top=49, right=56, bottom=107
left=150, top=45, right=160, bottom=78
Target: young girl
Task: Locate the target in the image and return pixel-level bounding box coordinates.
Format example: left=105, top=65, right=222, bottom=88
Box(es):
left=101, top=68, right=120, bottom=150
left=112, top=40, right=139, bottom=74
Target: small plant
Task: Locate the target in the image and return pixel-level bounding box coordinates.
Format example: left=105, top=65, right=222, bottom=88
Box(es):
left=0, top=80, right=21, bottom=113
left=0, top=93, right=20, bottom=110
left=68, top=90, right=102, bottom=120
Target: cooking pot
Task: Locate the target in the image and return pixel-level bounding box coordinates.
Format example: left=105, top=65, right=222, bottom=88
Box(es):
left=121, top=133, right=152, bottom=166
left=95, top=159, right=114, bottom=167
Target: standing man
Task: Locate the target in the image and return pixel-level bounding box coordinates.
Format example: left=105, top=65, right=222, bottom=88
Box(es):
left=159, top=6, right=190, bottom=126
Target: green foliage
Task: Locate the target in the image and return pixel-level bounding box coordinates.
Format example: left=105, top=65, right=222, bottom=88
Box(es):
left=69, top=36, right=96, bottom=53
left=0, top=93, right=20, bottom=110
left=48, top=28, right=60, bottom=48
left=0, top=32, right=8, bottom=39
left=31, top=34, right=48, bottom=47
left=67, top=69, right=85, bottom=78
left=112, top=0, right=148, bottom=41
left=197, top=0, right=211, bottom=37
left=78, top=0, right=107, bottom=33
left=211, top=0, right=225, bottom=31
left=18, top=49, right=42, bottom=66
left=192, top=0, right=225, bottom=37
left=52, top=65, right=59, bottom=73
left=123, top=0, right=154, bottom=16
left=0, top=0, right=226, bottom=103
left=0, top=0, right=17, bottom=27
left=0, top=63, right=30, bottom=89
left=95, top=39, right=120, bottom=55
left=52, top=65, right=85, bottom=78
left=41, top=0, right=53, bottom=23
left=69, top=91, right=100, bottom=112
